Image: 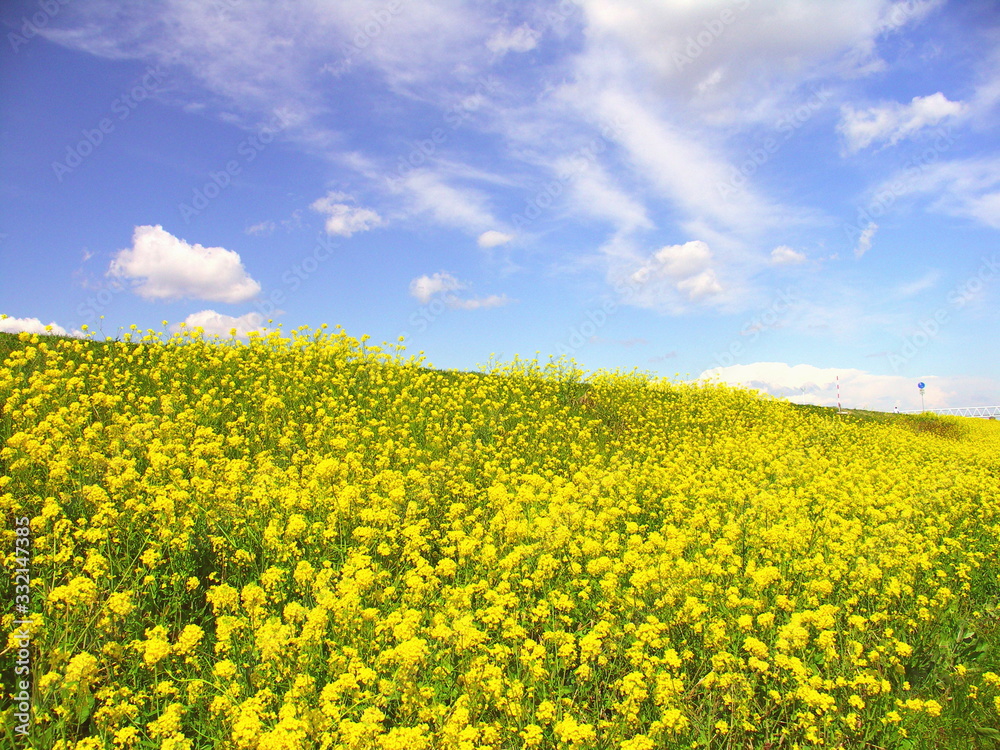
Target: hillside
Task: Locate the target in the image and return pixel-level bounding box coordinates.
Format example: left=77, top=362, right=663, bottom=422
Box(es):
left=2, top=326, right=999, bottom=749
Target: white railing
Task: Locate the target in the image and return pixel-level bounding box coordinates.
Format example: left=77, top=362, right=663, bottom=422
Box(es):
left=899, top=405, right=1000, bottom=419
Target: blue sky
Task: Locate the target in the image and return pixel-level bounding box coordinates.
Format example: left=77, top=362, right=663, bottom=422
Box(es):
left=1, top=0, right=998, bottom=411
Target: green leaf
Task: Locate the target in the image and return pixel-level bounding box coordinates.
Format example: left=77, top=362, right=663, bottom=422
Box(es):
left=73, top=691, right=95, bottom=724
left=974, top=726, right=1000, bottom=749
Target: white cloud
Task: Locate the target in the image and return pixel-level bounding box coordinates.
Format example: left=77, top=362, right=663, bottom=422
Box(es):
left=108, top=225, right=261, bottom=303
left=172, top=310, right=266, bottom=338
left=619, top=239, right=727, bottom=311
left=478, top=230, right=514, bottom=248
left=486, top=24, right=539, bottom=55
left=310, top=192, right=384, bottom=237
left=575, top=0, right=910, bottom=123
left=964, top=192, right=1000, bottom=229
left=561, top=157, right=653, bottom=233
left=876, top=156, right=1000, bottom=229
left=592, top=90, right=792, bottom=237
left=447, top=294, right=511, bottom=310
left=246, top=220, right=275, bottom=236
left=677, top=268, right=724, bottom=300
left=39, top=1, right=486, bottom=133
left=0, top=316, right=71, bottom=336
left=839, top=92, right=966, bottom=153
left=699, top=361, right=1000, bottom=412
left=854, top=221, right=877, bottom=258
left=876, top=0, right=946, bottom=34
left=893, top=270, right=940, bottom=298
left=629, top=240, right=714, bottom=286
left=409, top=272, right=464, bottom=304
left=395, top=170, right=498, bottom=234
left=408, top=271, right=511, bottom=309
left=770, top=245, right=806, bottom=265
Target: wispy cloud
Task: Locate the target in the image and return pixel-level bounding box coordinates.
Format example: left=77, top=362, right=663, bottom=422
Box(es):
left=408, top=271, right=511, bottom=310
left=770, top=245, right=806, bottom=265
left=245, top=220, right=275, bottom=236
left=486, top=24, right=539, bottom=55
left=838, top=92, right=966, bottom=153
left=393, top=169, right=499, bottom=234
left=892, top=269, right=940, bottom=298
left=854, top=221, right=877, bottom=259
left=478, top=230, right=514, bottom=248
left=447, top=294, right=511, bottom=310
left=876, top=155, right=1000, bottom=229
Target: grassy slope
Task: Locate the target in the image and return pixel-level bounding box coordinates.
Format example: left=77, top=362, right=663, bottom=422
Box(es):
left=1, top=329, right=999, bottom=749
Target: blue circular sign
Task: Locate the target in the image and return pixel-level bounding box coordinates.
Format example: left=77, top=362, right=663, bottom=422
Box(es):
left=918, top=382, right=925, bottom=390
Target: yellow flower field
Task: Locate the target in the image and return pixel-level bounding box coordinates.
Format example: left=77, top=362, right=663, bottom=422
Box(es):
left=1, top=324, right=999, bottom=749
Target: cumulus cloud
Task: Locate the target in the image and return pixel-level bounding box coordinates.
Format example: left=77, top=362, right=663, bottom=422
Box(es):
left=409, top=272, right=464, bottom=304
left=677, top=268, right=724, bottom=300
left=650, top=240, right=713, bottom=279
left=699, top=361, right=1000, bottom=412
left=0, top=315, right=72, bottom=336
left=770, top=245, right=806, bottom=265
left=854, top=221, right=877, bottom=258
left=629, top=240, right=724, bottom=302
left=839, top=92, right=966, bottom=153
left=477, top=230, right=514, bottom=248
left=172, top=310, right=266, bottom=337
left=108, top=225, right=261, bottom=303
left=310, top=192, right=384, bottom=237
left=486, top=24, right=539, bottom=55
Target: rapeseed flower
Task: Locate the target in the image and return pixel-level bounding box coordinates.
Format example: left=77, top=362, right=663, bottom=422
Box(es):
left=2, top=322, right=997, bottom=748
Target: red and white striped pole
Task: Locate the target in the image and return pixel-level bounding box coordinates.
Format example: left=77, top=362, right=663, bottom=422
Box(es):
left=837, top=375, right=841, bottom=412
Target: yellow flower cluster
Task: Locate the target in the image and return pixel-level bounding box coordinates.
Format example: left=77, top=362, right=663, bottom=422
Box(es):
left=2, top=323, right=999, bottom=749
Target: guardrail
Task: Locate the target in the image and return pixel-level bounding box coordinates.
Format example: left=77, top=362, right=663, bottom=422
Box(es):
left=898, top=406, right=1000, bottom=419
